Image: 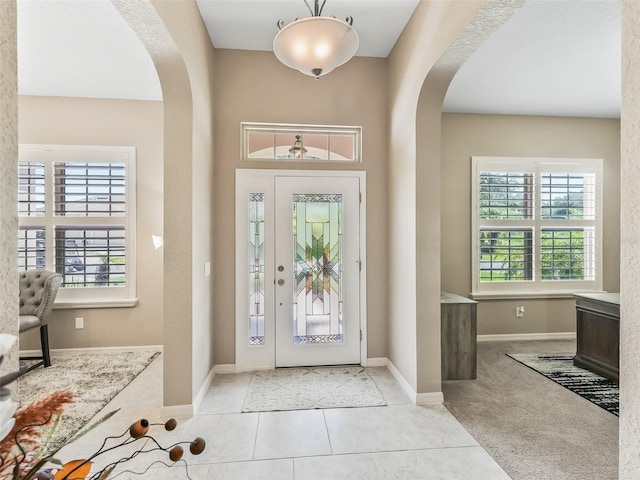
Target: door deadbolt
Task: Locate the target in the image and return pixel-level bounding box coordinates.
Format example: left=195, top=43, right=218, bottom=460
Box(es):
left=278, top=265, right=284, bottom=272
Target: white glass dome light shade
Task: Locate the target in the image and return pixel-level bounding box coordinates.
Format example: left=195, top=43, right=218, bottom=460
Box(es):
left=273, top=16, right=359, bottom=79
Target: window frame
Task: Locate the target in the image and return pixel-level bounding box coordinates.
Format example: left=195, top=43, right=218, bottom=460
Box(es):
left=18, top=144, right=137, bottom=308
left=241, top=122, right=362, bottom=163
left=471, top=156, right=603, bottom=299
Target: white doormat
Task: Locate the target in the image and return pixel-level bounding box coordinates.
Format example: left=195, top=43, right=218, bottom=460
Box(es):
left=242, top=366, right=387, bottom=412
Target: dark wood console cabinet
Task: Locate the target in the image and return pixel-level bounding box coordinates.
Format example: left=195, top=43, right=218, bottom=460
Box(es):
left=441, top=291, right=477, bottom=380
left=573, top=293, right=620, bottom=383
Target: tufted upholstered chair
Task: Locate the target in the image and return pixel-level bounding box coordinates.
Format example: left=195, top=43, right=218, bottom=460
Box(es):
left=19, top=269, right=62, bottom=371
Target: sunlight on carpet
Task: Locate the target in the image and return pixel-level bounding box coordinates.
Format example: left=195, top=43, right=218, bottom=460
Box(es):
left=507, top=353, right=618, bottom=416
left=18, top=350, right=160, bottom=451
left=242, top=366, right=387, bottom=412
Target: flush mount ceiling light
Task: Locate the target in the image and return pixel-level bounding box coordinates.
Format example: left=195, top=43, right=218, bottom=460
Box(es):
left=273, top=0, right=359, bottom=80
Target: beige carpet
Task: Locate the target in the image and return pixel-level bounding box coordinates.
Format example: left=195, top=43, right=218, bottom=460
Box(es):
left=443, top=340, right=618, bottom=480
left=242, top=366, right=387, bottom=412
left=18, top=350, right=160, bottom=453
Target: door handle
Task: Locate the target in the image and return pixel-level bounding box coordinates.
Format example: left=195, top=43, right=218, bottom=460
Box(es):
left=278, top=279, right=285, bottom=286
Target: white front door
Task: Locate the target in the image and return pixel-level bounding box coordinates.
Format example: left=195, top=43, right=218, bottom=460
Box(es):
left=235, top=170, right=364, bottom=370
left=274, top=176, right=361, bottom=366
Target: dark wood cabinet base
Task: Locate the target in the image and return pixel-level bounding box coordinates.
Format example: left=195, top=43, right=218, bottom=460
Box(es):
left=573, top=293, right=620, bottom=383
left=573, top=353, right=618, bottom=383
left=441, top=291, right=478, bottom=380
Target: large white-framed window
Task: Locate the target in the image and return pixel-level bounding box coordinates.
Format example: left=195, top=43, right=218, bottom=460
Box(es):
left=471, top=156, right=603, bottom=298
left=18, top=145, right=137, bottom=308
left=241, top=122, right=362, bottom=162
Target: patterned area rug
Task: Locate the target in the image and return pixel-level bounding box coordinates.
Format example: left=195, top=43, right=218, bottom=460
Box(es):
left=507, top=353, right=618, bottom=416
left=18, top=350, right=160, bottom=452
left=242, top=366, right=387, bottom=412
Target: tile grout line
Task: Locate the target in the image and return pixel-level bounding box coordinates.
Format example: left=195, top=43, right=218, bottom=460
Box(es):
left=292, top=454, right=296, bottom=480
left=322, top=409, right=334, bottom=455
left=252, top=412, right=261, bottom=460
left=371, top=450, right=385, bottom=480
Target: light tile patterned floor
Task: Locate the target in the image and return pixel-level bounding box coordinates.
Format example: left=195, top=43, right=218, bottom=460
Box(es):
left=58, top=356, right=511, bottom=479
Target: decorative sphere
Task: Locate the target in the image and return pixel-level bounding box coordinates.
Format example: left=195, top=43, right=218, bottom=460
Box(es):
left=129, top=419, right=149, bottom=438
left=190, top=437, right=206, bottom=455
left=164, top=418, right=177, bottom=431
left=169, top=445, right=184, bottom=462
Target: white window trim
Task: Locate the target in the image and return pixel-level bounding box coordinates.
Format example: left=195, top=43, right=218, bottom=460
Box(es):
left=19, top=144, right=137, bottom=308
left=241, top=122, right=362, bottom=163
left=471, top=156, right=603, bottom=299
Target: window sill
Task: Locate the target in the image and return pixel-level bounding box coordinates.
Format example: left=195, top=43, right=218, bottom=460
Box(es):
left=470, top=290, right=606, bottom=301
left=53, top=298, right=138, bottom=309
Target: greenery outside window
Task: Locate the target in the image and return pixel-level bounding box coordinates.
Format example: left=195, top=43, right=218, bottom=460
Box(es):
left=18, top=145, right=137, bottom=307
left=471, top=156, right=602, bottom=298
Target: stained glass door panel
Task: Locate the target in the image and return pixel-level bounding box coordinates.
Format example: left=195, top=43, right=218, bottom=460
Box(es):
left=292, top=194, right=343, bottom=344
left=249, top=193, right=265, bottom=345
left=275, top=176, right=360, bottom=367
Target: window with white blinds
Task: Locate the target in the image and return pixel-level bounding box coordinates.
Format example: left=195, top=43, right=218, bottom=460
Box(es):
left=471, top=157, right=602, bottom=298
left=18, top=145, right=136, bottom=307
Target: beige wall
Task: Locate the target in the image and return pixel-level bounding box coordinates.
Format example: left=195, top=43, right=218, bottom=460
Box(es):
left=388, top=0, right=470, bottom=395
left=0, top=0, right=18, bottom=379
left=151, top=0, right=217, bottom=405
left=414, top=75, right=452, bottom=394
left=17, top=96, right=164, bottom=350
left=441, top=113, right=620, bottom=335
left=213, top=49, right=389, bottom=363
left=115, top=0, right=217, bottom=408
left=115, top=0, right=197, bottom=408
left=387, top=0, right=516, bottom=395
left=620, top=1, right=640, bottom=475
left=411, top=2, right=524, bottom=395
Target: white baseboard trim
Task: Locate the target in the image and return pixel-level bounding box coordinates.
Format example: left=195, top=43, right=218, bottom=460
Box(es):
left=161, top=404, right=194, bottom=418
left=163, top=363, right=236, bottom=418
left=235, top=364, right=276, bottom=372
left=477, top=332, right=576, bottom=342
left=384, top=358, right=414, bottom=401
left=416, top=392, right=445, bottom=404
left=193, top=365, right=217, bottom=415
left=384, top=358, right=444, bottom=406
left=193, top=363, right=240, bottom=413
left=214, top=364, right=237, bottom=374
left=20, top=345, right=164, bottom=356
left=364, top=357, right=387, bottom=367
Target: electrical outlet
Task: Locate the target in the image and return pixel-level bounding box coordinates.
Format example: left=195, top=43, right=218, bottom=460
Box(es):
left=75, top=317, right=84, bottom=329
left=516, top=306, right=525, bottom=318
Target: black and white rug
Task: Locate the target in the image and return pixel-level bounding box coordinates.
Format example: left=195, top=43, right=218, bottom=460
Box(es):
left=507, top=353, right=618, bottom=416
left=18, top=350, right=160, bottom=451
left=242, top=366, right=387, bottom=412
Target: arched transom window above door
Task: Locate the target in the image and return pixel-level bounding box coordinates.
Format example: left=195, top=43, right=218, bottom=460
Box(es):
left=241, top=123, right=362, bottom=163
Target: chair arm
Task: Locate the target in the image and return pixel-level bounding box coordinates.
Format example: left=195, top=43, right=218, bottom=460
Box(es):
left=36, top=273, right=62, bottom=325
